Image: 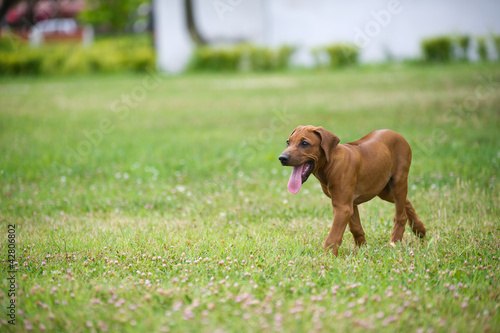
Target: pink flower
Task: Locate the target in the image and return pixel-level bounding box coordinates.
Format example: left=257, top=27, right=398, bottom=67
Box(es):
left=173, top=301, right=183, bottom=311
left=183, top=308, right=195, bottom=320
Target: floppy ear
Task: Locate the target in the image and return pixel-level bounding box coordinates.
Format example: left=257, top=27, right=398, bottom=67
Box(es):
left=313, top=127, right=340, bottom=162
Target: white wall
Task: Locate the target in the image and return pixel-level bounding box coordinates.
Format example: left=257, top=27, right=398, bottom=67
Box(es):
left=153, top=0, right=192, bottom=73
left=196, top=0, right=265, bottom=45
left=267, top=0, right=500, bottom=64
left=154, top=0, right=500, bottom=72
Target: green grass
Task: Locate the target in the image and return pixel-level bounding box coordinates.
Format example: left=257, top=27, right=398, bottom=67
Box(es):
left=1, top=63, right=499, bottom=332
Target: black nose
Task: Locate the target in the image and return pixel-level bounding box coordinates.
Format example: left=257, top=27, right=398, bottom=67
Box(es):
left=279, top=154, right=290, bottom=164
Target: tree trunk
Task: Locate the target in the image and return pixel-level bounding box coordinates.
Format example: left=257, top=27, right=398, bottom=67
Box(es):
left=184, top=0, right=206, bottom=46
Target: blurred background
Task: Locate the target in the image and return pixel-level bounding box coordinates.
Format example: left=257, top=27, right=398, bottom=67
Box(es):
left=1, top=0, right=500, bottom=75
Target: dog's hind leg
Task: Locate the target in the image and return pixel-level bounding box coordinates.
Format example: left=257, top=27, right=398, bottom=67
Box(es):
left=389, top=174, right=409, bottom=244
left=348, top=205, right=367, bottom=246
left=378, top=182, right=426, bottom=241
left=405, top=199, right=426, bottom=237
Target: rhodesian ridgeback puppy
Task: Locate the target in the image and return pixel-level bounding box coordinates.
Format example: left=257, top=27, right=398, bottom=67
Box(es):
left=279, top=126, right=426, bottom=255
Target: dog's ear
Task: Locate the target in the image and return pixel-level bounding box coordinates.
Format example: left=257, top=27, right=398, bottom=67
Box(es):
left=313, top=127, right=340, bottom=162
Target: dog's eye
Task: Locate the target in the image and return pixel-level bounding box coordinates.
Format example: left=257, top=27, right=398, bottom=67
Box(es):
left=301, top=141, right=309, bottom=147
left=286, top=140, right=289, bottom=146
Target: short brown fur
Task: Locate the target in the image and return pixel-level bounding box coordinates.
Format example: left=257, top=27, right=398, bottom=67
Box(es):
left=279, top=126, right=426, bottom=255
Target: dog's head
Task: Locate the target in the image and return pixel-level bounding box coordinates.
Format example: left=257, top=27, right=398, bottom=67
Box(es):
left=279, top=125, right=340, bottom=193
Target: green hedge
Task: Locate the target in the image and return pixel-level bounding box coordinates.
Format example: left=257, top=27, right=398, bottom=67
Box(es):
left=421, top=36, right=453, bottom=63
left=476, top=37, right=488, bottom=62
left=422, top=35, right=500, bottom=63
left=312, top=43, right=359, bottom=68
left=494, top=36, right=500, bottom=61
left=190, top=47, right=242, bottom=72
left=3, top=34, right=498, bottom=76
left=456, top=35, right=470, bottom=61
left=0, top=34, right=155, bottom=76
left=188, top=44, right=295, bottom=72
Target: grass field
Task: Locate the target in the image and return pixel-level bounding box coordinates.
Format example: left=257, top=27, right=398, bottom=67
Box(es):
left=1, top=63, right=500, bottom=332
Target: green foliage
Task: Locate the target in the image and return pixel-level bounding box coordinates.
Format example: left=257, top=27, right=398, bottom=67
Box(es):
left=247, top=45, right=295, bottom=71
left=0, top=50, right=43, bottom=75
left=188, top=44, right=295, bottom=72
left=313, top=44, right=359, bottom=69
left=422, top=35, right=499, bottom=63
left=78, top=0, right=149, bottom=33
left=275, top=45, right=295, bottom=69
left=190, top=47, right=243, bottom=71
left=477, top=37, right=489, bottom=62
left=0, top=34, right=155, bottom=76
left=494, top=36, right=500, bottom=61
left=421, top=36, right=453, bottom=63
left=325, top=44, right=359, bottom=68
left=456, top=35, right=470, bottom=61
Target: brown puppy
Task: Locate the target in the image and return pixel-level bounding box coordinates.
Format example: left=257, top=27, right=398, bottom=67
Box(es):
left=279, top=126, right=426, bottom=255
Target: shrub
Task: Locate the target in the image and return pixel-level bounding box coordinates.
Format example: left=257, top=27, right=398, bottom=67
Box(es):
left=249, top=45, right=295, bottom=71
left=456, top=35, right=470, bottom=61
left=60, top=50, right=92, bottom=74
left=494, top=36, right=500, bottom=61
left=247, top=46, right=274, bottom=71
left=0, top=51, right=43, bottom=75
left=40, top=47, right=71, bottom=74
left=421, top=36, right=453, bottom=63
left=0, top=34, right=155, bottom=76
left=312, top=44, right=359, bottom=69
left=476, top=37, right=489, bottom=62
left=190, top=47, right=242, bottom=71
left=128, top=47, right=155, bottom=72
left=325, top=44, right=359, bottom=68
left=275, top=45, right=295, bottom=69
left=188, top=44, right=295, bottom=72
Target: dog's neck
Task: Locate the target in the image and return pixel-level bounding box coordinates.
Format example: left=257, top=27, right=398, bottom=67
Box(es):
left=313, top=166, right=328, bottom=185
left=313, top=145, right=346, bottom=187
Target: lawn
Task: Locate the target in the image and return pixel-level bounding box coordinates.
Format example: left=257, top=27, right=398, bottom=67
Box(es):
left=1, top=63, right=499, bottom=332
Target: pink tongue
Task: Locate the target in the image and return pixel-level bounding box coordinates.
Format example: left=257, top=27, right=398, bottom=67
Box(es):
left=287, top=164, right=306, bottom=194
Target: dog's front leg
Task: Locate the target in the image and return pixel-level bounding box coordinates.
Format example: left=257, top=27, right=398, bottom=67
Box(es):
left=324, top=203, right=353, bottom=256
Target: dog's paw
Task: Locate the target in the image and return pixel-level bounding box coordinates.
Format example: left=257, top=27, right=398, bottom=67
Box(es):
left=323, top=243, right=339, bottom=256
